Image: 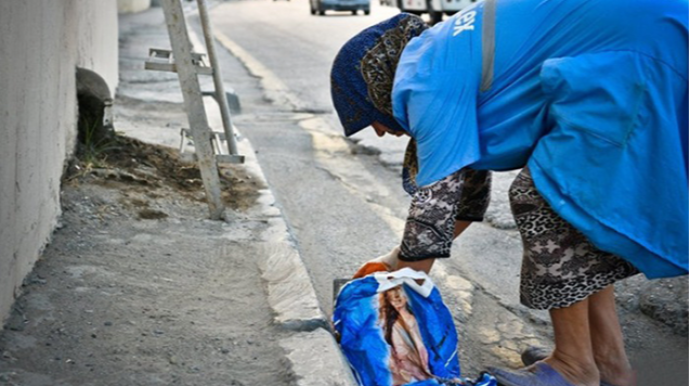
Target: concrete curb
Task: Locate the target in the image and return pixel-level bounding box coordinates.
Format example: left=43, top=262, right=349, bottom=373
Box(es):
left=234, top=123, right=358, bottom=386
left=281, top=328, right=357, bottom=386
left=232, top=130, right=326, bottom=331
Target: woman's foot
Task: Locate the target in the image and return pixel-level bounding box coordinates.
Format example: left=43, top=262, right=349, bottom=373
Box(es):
left=490, top=362, right=590, bottom=386
left=595, top=356, right=637, bottom=386
left=520, top=346, right=636, bottom=386
left=542, top=352, right=600, bottom=386
left=519, top=338, right=599, bottom=385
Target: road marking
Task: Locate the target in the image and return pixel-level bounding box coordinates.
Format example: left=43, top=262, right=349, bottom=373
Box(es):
left=214, top=31, right=303, bottom=110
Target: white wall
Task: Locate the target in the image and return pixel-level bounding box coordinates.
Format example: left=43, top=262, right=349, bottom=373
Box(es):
left=77, top=1, right=120, bottom=93
left=0, top=0, right=119, bottom=323
left=117, top=0, right=152, bottom=14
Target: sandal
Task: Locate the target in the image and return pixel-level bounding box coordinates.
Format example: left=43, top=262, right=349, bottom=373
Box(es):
left=521, top=346, right=551, bottom=367
left=488, top=362, right=576, bottom=386
left=520, top=347, right=617, bottom=386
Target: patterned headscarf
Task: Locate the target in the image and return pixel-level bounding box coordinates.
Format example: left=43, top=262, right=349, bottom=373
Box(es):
left=330, top=14, right=428, bottom=137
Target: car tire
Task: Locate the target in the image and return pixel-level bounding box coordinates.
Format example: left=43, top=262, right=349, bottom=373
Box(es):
left=319, top=9, right=325, bottom=15
left=364, top=8, right=370, bottom=15
left=429, top=10, right=442, bottom=24
left=427, top=0, right=443, bottom=25
left=352, top=10, right=358, bottom=15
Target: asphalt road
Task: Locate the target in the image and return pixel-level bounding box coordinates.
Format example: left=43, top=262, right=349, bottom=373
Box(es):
left=210, top=0, right=400, bottom=112
left=205, top=0, right=688, bottom=383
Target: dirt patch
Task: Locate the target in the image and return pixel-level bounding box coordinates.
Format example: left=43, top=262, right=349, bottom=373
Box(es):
left=138, top=208, right=169, bottom=220
left=67, top=135, right=264, bottom=212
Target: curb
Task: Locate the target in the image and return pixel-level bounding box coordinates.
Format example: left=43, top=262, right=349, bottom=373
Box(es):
left=281, top=328, right=357, bottom=386
left=231, top=129, right=327, bottom=332
left=233, top=125, right=357, bottom=386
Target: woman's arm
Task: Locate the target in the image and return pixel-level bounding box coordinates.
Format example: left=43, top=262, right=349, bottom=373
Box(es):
left=453, top=220, right=473, bottom=239
left=397, top=169, right=491, bottom=273
left=453, top=169, right=492, bottom=238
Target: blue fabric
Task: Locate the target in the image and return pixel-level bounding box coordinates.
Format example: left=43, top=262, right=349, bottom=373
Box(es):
left=333, top=275, right=497, bottom=386
left=678, top=92, right=690, bottom=183
left=530, top=52, right=688, bottom=278
left=330, top=14, right=426, bottom=136
left=393, top=3, right=484, bottom=184
left=406, top=287, right=459, bottom=378
left=391, top=0, right=688, bottom=278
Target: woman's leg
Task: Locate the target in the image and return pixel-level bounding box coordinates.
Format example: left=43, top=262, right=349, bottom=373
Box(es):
left=453, top=220, right=473, bottom=238
left=506, top=167, right=638, bottom=385
left=544, top=299, right=600, bottom=386
left=588, top=286, right=637, bottom=386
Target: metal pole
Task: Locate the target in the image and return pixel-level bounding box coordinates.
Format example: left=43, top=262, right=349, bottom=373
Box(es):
left=160, top=0, right=225, bottom=220
left=196, top=0, right=239, bottom=156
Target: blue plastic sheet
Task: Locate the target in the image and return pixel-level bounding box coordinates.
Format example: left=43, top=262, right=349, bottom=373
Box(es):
left=333, top=268, right=497, bottom=386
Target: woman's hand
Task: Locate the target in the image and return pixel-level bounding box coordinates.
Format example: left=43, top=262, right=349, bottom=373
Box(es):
left=352, top=246, right=400, bottom=279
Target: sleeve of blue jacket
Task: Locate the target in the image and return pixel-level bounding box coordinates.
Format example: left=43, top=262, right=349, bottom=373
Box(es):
left=392, top=12, right=484, bottom=188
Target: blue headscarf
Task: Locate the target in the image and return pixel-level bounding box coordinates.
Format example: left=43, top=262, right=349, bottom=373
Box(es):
left=330, top=14, right=428, bottom=137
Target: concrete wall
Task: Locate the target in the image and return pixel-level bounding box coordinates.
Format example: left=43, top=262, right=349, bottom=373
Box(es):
left=77, top=2, right=120, bottom=93
left=0, top=0, right=118, bottom=323
left=118, top=0, right=152, bottom=14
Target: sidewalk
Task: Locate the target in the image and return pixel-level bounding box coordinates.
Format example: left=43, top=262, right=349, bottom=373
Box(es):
left=0, top=8, right=354, bottom=386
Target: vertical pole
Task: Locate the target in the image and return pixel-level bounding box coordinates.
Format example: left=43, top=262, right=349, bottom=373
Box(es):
left=160, top=0, right=224, bottom=220
left=196, top=0, right=239, bottom=155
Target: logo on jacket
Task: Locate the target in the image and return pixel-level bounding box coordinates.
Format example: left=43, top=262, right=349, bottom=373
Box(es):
left=453, top=11, right=477, bottom=36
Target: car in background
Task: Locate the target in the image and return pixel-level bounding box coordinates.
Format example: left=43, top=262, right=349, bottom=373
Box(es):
left=310, top=0, right=371, bottom=15
left=387, top=0, right=476, bottom=24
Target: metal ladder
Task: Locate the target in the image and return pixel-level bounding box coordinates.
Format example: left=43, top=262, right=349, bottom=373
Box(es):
left=145, top=0, right=244, bottom=220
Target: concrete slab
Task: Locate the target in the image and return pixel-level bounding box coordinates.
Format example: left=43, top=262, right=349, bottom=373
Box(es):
left=280, top=328, right=357, bottom=386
